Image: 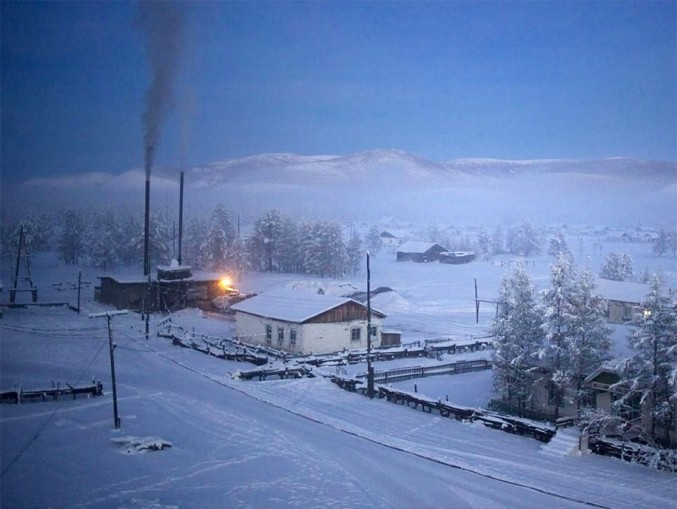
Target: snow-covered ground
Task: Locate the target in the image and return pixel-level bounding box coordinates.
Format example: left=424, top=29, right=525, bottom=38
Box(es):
left=1, top=238, right=676, bottom=509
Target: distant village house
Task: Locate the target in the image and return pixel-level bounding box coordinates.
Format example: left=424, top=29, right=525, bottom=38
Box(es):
left=396, top=241, right=448, bottom=262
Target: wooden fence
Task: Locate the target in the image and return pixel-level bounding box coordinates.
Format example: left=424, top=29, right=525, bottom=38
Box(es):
left=0, top=381, right=103, bottom=404
left=329, top=380, right=555, bottom=443
left=588, top=436, right=677, bottom=472
left=359, top=359, right=492, bottom=384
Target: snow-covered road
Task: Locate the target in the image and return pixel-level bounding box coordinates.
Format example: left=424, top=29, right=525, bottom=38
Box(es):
left=2, top=307, right=675, bottom=509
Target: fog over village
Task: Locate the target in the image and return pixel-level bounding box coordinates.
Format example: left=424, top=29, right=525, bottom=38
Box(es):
left=1, top=2, right=676, bottom=509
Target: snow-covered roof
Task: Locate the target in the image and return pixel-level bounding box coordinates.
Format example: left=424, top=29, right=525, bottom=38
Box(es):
left=596, top=278, right=649, bottom=304
left=396, top=241, right=446, bottom=254
left=230, top=288, right=385, bottom=323
left=380, top=229, right=410, bottom=238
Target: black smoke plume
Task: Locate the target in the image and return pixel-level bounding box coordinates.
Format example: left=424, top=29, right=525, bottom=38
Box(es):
left=137, top=1, right=184, bottom=179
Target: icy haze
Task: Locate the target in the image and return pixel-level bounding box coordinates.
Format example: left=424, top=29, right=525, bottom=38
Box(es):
left=4, top=150, right=676, bottom=227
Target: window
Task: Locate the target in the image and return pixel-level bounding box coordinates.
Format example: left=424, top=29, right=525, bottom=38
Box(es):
left=351, top=327, right=361, bottom=342
left=290, top=329, right=297, bottom=346
left=265, top=324, right=272, bottom=344
left=369, top=325, right=378, bottom=338
left=277, top=327, right=284, bottom=345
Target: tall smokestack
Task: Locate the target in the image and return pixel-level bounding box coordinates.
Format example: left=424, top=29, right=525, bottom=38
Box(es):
left=137, top=2, right=184, bottom=275
left=144, top=146, right=153, bottom=276
left=177, top=171, right=184, bottom=265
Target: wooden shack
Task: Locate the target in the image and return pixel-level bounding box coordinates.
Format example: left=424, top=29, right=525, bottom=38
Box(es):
left=396, top=241, right=448, bottom=262
left=439, top=251, right=476, bottom=264
left=95, top=265, right=227, bottom=312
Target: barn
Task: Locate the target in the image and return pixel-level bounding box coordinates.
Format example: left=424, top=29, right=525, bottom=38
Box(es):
left=230, top=289, right=387, bottom=355
left=396, top=241, right=448, bottom=262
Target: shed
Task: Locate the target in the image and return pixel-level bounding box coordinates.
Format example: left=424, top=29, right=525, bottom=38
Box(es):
left=396, top=241, right=448, bottom=262
left=230, top=289, right=387, bottom=355
left=439, top=251, right=476, bottom=264
left=96, top=267, right=227, bottom=312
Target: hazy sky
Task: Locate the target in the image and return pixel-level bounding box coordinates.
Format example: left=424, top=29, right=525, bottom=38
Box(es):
left=1, top=1, right=675, bottom=182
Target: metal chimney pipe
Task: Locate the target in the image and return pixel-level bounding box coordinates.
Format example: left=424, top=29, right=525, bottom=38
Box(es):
left=143, top=146, right=153, bottom=276
left=178, top=171, right=184, bottom=265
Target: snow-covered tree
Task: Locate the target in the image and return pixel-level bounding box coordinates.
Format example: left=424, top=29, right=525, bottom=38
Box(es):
left=476, top=228, right=491, bottom=260
left=548, top=231, right=569, bottom=258
left=365, top=225, right=382, bottom=255
left=491, top=226, right=505, bottom=256
left=129, top=211, right=172, bottom=270
left=667, top=229, right=677, bottom=258
left=346, top=231, right=363, bottom=275
left=59, top=209, right=85, bottom=265
left=302, top=220, right=346, bottom=278
left=117, top=213, right=141, bottom=266
left=184, top=216, right=208, bottom=269
left=652, top=229, right=669, bottom=257
left=491, top=267, right=545, bottom=417
left=86, top=210, right=121, bottom=270
left=541, top=253, right=578, bottom=419
left=227, top=237, right=250, bottom=277
left=613, top=275, right=677, bottom=445
left=249, top=210, right=284, bottom=272
left=569, top=268, right=613, bottom=410
left=506, top=223, right=542, bottom=256
left=600, top=252, right=633, bottom=281
left=202, top=205, right=235, bottom=271
left=276, top=215, right=301, bottom=273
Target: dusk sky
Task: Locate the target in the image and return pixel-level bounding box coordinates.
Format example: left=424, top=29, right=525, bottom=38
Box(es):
left=1, top=1, right=675, bottom=182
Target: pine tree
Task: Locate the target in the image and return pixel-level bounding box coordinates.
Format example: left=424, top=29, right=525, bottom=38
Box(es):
left=365, top=225, right=382, bottom=255
left=600, top=252, right=633, bottom=281
left=346, top=232, right=363, bottom=275
left=491, top=267, right=545, bottom=417
left=129, top=211, right=172, bottom=270
left=569, top=268, right=612, bottom=410
left=506, top=223, right=542, bottom=256
left=202, top=204, right=234, bottom=271
left=476, top=228, right=491, bottom=260
left=652, top=229, right=668, bottom=257
left=614, top=275, right=677, bottom=445
left=184, top=216, right=208, bottom=269
left=277, top=215, right=300, bottom=273
left=548, top=231, right=569, bottom=257
left=250, top=210, right=284, bottom=271
left=541, top=253, right=578, bottom=419
left=59, top=209, right=85, bottom=265
left=117, top=213, right=140, bottom=266
left=301, top=220, right=346, bottom=277
left=667, top=229, right=677, bottom=258
left=87, top=210, right=121, bottom=270
left=491, top=226, right=505, bottom=255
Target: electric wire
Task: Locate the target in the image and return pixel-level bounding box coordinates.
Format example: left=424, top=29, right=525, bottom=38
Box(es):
left=0, top=336, right=108, bottom=478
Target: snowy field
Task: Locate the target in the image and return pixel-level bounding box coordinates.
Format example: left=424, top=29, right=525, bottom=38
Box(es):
left=1, top=237, right=676, bottom=509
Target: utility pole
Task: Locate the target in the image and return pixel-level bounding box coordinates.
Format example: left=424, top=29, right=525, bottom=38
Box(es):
left=76, top=271, right=82, bottom=314
left=89, top=310, right=128, bottom=429
left=366, top=252, right=374, bottom=399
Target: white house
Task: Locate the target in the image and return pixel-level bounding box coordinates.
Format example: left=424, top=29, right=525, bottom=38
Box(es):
left=595, top=278, right=650, bottom=324
left=230, top=289, right=387, bottom=355
left=380, top=229, right=410, bottom=248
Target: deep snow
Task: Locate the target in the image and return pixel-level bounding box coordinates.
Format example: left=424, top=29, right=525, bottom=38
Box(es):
left=1, top=237, right=676, bottom=509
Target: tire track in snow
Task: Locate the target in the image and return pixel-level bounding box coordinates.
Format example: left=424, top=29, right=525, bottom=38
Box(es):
left=136, top=337, right=613, bottom=509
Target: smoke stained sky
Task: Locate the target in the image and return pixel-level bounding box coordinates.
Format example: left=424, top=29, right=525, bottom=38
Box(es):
left=1, top=1, right=675, bottom=182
